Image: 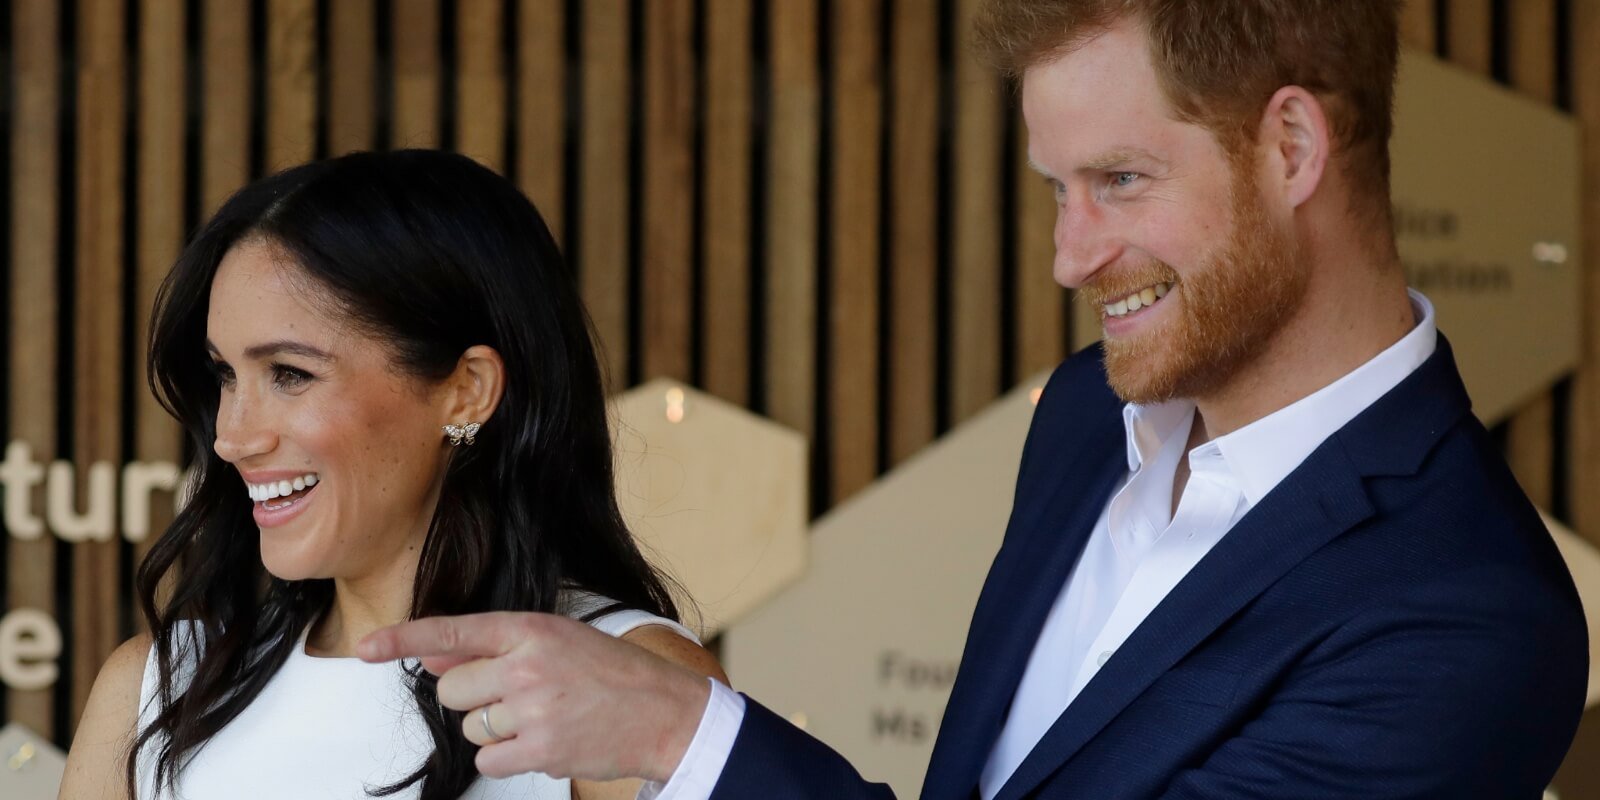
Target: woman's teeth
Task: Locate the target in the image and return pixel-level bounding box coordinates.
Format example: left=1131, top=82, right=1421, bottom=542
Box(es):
left=1104, top=282, right=1173, bottom=318
left=248, top=473, right=319, bottom=504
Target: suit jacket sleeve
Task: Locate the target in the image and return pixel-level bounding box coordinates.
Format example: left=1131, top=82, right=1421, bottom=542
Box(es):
left=708, top=696, right=898, bottom=800
left=1158, top=564, right=1588, bottom=799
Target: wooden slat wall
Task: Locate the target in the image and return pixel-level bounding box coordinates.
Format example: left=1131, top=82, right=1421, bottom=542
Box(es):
left=7, top=0, right=60, bottom=739
left=4, top=0, right=1595, bottom=743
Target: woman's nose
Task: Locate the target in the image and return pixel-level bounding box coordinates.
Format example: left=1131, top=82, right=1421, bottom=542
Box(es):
left=213, top=394, right=278, bottom=464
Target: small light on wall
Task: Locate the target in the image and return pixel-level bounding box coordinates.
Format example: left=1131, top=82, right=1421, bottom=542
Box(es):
left=1532, top=242, right=1569, bottom=265
left=788, top=712, right=809, bottom=730
left=665, top=387, right=686, bottom=424
left=7, top=740, right=35, bottom=771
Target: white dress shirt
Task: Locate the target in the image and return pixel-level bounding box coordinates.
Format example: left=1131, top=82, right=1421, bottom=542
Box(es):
left=652, top=290, right=1438, bottom=800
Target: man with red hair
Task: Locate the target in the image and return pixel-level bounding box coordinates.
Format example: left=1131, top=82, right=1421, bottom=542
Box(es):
left=363, top=2, right=1588, bottom=797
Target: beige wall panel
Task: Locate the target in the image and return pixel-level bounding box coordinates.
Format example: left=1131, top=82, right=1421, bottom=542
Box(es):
left=517, top=0, right=565, bottom=238
left=457, top=0, right=506, bottom=171
left=1401, top=0, right=1435, bottom=51
left=7, top=0, right=60, bottom=739
left=580, top=0, right=631, bottom=388
left=764, top=0, right=820, bottom=442
left=724, top=375, right=1049, bottom=797
left=1446, top=0, right=1492, bottom=74
left=612, top=380, right=807, bottom=635
left=702, top=0, right=752, bottom=405
left=71, top=0, right=126, bottom=725
left=1572, top=4, right=1600, bottom=542
left=392, top=0, right=441, bottom=149
left=642, top=0, right=695, bottom=383
left=828, top=0, right=883, bottom=503
left=327, top=0, right=377, bottom=155
left=886, top=0, right=938, bottom=466
left=951, top=0, right=1002, bottom=424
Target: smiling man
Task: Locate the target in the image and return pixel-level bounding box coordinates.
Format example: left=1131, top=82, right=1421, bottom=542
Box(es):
left=359, top=1, right=1589, bottom=797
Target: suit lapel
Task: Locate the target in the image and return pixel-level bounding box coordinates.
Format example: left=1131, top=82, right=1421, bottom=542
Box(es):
left=920, top=403, right=1125, bottom=798
left=990, top=336, right=1474, bottom=800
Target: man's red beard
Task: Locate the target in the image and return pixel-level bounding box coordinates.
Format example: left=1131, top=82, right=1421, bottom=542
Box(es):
left=1081, top=165, right=1308, bottom=405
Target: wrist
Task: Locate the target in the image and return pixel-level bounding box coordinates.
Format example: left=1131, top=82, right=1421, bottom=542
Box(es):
left=647, top=671, right=712, bottom=782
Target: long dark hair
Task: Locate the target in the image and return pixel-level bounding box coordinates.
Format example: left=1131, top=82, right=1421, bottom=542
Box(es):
left=128, top=149, right=681, bottom=798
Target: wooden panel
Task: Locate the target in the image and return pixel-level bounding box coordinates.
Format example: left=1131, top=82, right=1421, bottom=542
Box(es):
left=327, top=0, right=376, bottom=154
left=267, top=0, right=318, bottom=171
left=134, top=0, right=186, bottom=627
left=887, top=0, right=937, bottom=465
left=1446, top=0, right=1492, bottom=74
left=828, top=0, right=882, bottom=501
left=1014, top=112, right=1065, bottom=373
left=1504, top=0, right=1557, bottom=508
left=392, top=0, right=441, bottom=149
left=1573, top=2, right=1600, bottom=542
left=516, top=0, right=565, bottom=237
left=642, top=0, right=695, bottom=382
left=203, top=0, right=250, bottom=215
left=951, top=0, right=1002, bottom=422
left=701, top=0, right=752, bottom=404
left=763, top=0, right=819, bottom=441
left=7, top=0, right=60, bottom=739
left=72, top=0, right=127, bottom=726
left=1401, top=0, right=1436, bottom=51
left=457, top=0, right=506, bottom=171
left=580, top=0, right=631, bottom=387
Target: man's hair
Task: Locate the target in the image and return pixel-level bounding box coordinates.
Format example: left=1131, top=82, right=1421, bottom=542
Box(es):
left=975, top=0, right=1401, bottom=230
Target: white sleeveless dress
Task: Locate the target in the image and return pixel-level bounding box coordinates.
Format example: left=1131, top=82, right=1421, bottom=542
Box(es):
left=133, top=593, right=697, bottom=800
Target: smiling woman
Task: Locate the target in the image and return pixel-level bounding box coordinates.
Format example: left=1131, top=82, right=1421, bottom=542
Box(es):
left=54, top=150, right=724, bottom=800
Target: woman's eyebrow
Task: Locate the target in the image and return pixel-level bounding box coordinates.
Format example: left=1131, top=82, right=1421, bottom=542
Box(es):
left=205, top=339, right=335, bottom=361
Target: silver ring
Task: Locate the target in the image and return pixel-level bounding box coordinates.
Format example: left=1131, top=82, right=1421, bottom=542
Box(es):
left=480, top=705, right=508, bottom=743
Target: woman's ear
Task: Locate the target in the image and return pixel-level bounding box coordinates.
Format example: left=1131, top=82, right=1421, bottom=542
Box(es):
left=442, top=345, right=506, bottom=428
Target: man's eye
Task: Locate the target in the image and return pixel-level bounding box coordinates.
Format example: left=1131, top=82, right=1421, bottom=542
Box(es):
left=1112, top=172, right=1140, bottom=188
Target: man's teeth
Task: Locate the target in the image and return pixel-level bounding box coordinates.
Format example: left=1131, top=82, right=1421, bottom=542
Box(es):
left=1104, top=282, right=1173, bottom=318
left=248, top=473, right=319, bottom=503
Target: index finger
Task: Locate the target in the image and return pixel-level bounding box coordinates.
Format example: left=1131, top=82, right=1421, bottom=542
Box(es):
left=357, top=612, right=535, bottom=663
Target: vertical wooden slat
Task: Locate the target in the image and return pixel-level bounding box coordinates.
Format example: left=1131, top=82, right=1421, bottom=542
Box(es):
left=392, top=0, right=441, bottom=149
left=701, top=0, right=752, bottom=404
left=828, top=0, right=882, bottom=501
left=7, top=0, right=60, bottom=739
left=457, top=0, right=506, bottom=171
left=203, top=0, right=251, bottom=214
left=267, top=0, right=318, bottom=171
left=134, top=0, right=186, bottom=627
left=1401, top=0, right=1436, bottom=51
left=1572, top=3, right=1600, bottom=542
left=580, top=0, right=631, bottom=388
left=764, top=0, right=819, bottom=441
left=1014, top=112, right=1064, bottom=371
left=1505, top=0, right=1557, bottom=508
left=327, top=0, right=377, bottom=155
left=951, top=0, right=1002, bottom=422
left=642, top=0, right=695, bottom=382
left=72, top=0, right=127, bottom=725
left=1446, top=0, right=1493, bottom=73
left=887, top=0, right=936, bottom=465
left=517, top=0, right=565, bottom=237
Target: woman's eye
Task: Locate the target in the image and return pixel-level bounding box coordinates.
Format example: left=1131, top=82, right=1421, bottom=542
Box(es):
left=211, top=362, right=236, bottom=388
left=271, top=364, right=314, bottom=390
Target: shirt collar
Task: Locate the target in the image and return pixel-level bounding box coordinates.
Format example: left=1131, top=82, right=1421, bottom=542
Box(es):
left=1121, top=289, right=1438, bottom=506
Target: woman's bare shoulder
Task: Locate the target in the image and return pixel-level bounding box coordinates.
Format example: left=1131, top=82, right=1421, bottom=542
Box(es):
left=58, top=633, right=153, bottom=800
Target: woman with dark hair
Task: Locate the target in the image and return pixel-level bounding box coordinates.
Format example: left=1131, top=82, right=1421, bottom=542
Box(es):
left=59, top=149, right=725, bottom=800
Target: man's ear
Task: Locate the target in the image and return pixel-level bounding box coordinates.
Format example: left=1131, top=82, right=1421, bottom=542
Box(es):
left=1259, top=85, right=1331, bottom=210
left=442, top=345, right=506, bottom=428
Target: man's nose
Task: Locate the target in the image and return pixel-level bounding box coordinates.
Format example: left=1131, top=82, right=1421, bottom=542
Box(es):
left=213, top=392, right=278, bottom=464
left=1052, top=192, right=1123, bottom=289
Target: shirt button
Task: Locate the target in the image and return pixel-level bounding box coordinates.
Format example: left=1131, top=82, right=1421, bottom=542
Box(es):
left=1097, top=650, right=1114, bottom=667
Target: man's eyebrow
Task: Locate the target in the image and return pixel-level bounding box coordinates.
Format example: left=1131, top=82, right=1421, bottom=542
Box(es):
left=1080, top=148, right=1166, bottom=171
left=205, top=339, right=335, bottom=362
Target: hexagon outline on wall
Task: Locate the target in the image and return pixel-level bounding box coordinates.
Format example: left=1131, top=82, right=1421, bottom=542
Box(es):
left=611, top=379, right=808, bottom=638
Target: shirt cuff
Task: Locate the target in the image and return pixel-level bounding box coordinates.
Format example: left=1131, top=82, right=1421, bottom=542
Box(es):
left=636, top=677, right=746, bottom=800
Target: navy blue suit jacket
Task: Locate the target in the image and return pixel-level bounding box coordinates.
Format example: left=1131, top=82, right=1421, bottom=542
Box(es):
left=710, top=339, right=1588, bottom=799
